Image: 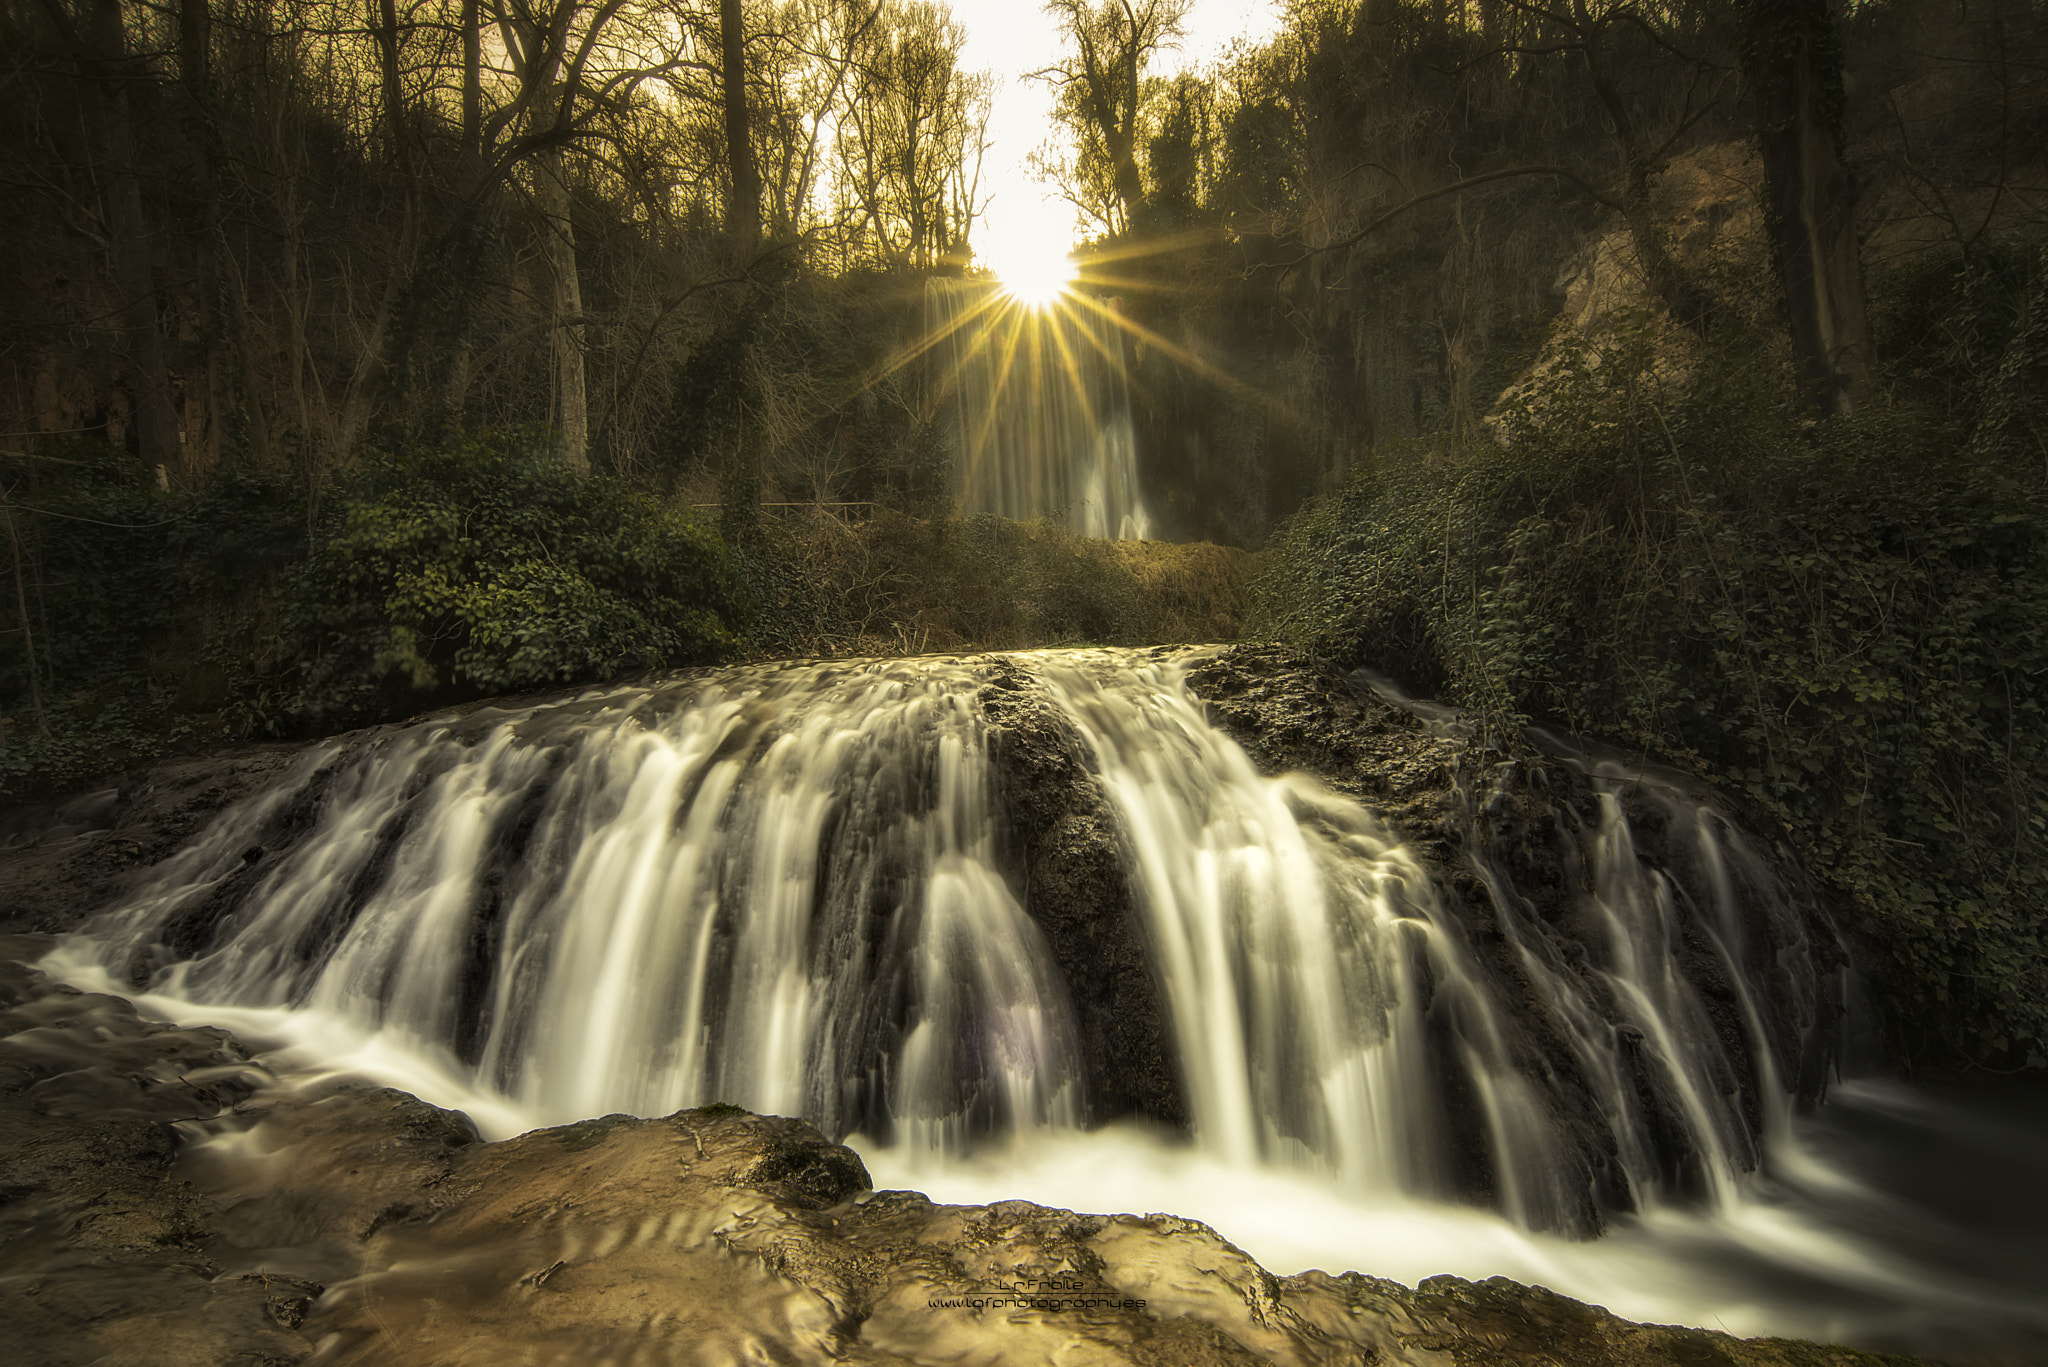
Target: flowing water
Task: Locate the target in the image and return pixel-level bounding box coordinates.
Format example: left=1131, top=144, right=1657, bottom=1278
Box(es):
left=42, top=648, right=2048, bottom=1363
left=927, top=280, right=1153, bottom=539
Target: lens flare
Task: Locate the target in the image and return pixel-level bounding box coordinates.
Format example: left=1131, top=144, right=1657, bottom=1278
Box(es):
left=986, top=236, right=1078, bottom=310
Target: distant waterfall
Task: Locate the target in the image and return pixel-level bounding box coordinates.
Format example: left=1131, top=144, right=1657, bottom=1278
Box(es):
left=927, top=279, right=1153, bottom=540
left=69, top=649, right=1828, bottom=1232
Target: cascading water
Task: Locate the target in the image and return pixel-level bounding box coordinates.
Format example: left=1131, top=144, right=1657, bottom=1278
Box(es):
left=1035, top=654, right=1480, bottom=1196
left=1032, top=651, right=1830, bottom=1234
left=83, top=660, right=1082, bottom=1147
left=67, top=648, right=1807, bottom=1224
left=47, top=646, right=2048, bottom=1359
left=927, top=278, right=1153, bottom=539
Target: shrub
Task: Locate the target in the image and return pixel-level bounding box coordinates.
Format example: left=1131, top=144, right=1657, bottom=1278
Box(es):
left=286, top=431, right=745, bottom=724
left=1255, top=319, right=2048, bottom=1067
left=722, top=506, right=1252, bottom=656
left=0, top=444, right=301, bottom=795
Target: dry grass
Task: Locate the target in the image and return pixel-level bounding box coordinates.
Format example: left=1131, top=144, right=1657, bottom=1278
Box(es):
left=753, top=509, right=1252, bottom=656
left=1103, top=539, right=1253, bottom=643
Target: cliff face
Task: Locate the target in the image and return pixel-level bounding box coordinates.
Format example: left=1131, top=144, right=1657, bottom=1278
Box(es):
left=0, top=942, right=1913, bottom=1367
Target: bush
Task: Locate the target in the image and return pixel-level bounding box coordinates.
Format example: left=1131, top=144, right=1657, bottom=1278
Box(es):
left=2, top=432, right=749, bottom=790
left=1255, top=319, right=2048, bottom=1068
left=287, top=431, right=745, bottom=724
left=0, top=444, right=302, bottom=795
left=720, top=507, right=1252, bottom=656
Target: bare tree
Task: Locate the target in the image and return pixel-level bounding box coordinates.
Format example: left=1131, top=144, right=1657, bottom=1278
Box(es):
left=1033, top=0, right=1191, bottom=236
left=55, top=0, right=185, bottom=477
left=835, top=1, right=989, bottom=268
left=754, top=0, right=882, bottom=240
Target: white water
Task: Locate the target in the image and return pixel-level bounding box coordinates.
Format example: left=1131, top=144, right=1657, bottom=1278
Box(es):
left=40, top=647, right=2048, bottom=1361
left=929, top=279, right=1153, bottom=539
left=70, top=659, right=1081, bottom=1144
left=859, top=1088, right=2048, bottom=1359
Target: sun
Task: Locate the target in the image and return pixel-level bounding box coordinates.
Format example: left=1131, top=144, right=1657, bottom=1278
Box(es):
left=982, top=229, right=1079, bottom=310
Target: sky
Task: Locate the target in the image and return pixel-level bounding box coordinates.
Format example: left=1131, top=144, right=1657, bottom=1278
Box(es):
left=953, top=0, right=1284, bottom=267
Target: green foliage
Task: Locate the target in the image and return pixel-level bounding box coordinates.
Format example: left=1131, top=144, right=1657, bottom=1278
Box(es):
left=1256, top=321, right=2048, bottom=1067
left=1, top=444, right=302, bottom=795
left=1873, top=241, right=2048, bottom=437
left=1, top=430, right=748, bottom=794
left=287, top=431, right=745, bottom=725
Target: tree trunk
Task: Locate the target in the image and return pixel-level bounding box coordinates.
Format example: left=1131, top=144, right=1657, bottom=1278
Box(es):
left=503, top=3, right=589, bottom=471
left=1743, top=0, right=1872, bottom=416
left=375, top=0, right=408, bottom=170
left=88, top=0, right=182, bottom=478
left=180, top=0, right=229, bottom=469
left=537, top=146, right=590, bottom=473
left=462, top=0, right=483, bottom=167
left=1114, top=41, right=1142, bottom=234
left=440, top=0, right=486, bottom=425
left=720, top=0, right=760, bottom=245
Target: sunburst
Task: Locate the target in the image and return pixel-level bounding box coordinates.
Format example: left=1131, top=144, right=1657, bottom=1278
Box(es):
left=985, top=234, right=1079, bottom=310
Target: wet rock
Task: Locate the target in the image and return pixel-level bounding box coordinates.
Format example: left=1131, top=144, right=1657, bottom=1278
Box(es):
left=0, top=745, right=304, bottom=936
left=0, top=949, right=1932, bottom=1367
left=1177, top=645, right=1843, bottom=1232
left=979, top=656, right=1185, bottom=1127
left=1182, top=644, right=1468, bottom=837
left=0, top=940, right=311, bottom=1365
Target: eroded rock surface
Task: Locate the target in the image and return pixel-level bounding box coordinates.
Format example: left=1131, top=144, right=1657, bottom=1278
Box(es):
left=0, top=745, right=304, bottom=936
left=1178, top=645, right=1842, bottom=1227
left=0, top=946, right=1918, bottom=1367
left=979, top=655, right=1184, bottom=1127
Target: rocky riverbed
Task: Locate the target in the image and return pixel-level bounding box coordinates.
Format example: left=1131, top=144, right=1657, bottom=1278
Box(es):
left=0, top=940, right=1916, bottom=1366
left=0, top=645, right=1927, bottom=1365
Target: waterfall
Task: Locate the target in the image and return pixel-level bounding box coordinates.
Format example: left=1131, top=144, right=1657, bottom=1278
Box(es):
left=927, top=279, right=1153, bottom=539
left=1033, top=651, right=1831, bottom=1232
left=64, top=648, right=1824, bottom=1234
left=83, top=659, right=1082, bottom=1147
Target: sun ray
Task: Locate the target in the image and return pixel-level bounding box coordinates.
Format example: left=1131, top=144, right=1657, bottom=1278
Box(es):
left=970, top=300, right=1035, bottom=478
left=987, top=233, right=1079, bottom=310
left=1072, top=228, right=1221, bottom=266
left=1067, top=271, right=1187, bottom=296
left=1039, top=304, right=1103, bottom=432
left=1057, top=296, right=1132, bottom=389
left=863, top=283, right=1008, bottom=393
left=1060, top=289, right=1296, bottom=415
left=918, top=293, right=1021, bottom=410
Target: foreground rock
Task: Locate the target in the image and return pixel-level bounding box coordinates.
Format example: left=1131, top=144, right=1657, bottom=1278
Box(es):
left=0, top=944, right=1915, bottom=1367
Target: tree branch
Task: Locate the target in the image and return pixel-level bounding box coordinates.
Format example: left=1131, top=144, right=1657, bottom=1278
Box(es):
left=1255, top=165, right=1620, bottom=274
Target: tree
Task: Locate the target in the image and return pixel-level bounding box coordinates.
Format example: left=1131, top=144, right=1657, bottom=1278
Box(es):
left=721, top=0, right=762, bottom=244
left=753, top=0, right=883, bottom=241
left=1741, top=0, right=1871, bottom=415
left=61, top=0, right=185, bottom=477
left=1145, top=71, right=1214, bottom=225
left=835, top=1, right=989, bottom=268
left=1035, top=0, right=1191, bottom=236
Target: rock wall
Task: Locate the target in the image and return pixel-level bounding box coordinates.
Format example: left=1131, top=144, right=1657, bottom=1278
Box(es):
left=1178, top=646, right=1843, bottom=1225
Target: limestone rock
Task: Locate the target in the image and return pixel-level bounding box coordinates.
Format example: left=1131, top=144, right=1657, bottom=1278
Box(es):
left=0, top=946, right=1921, bottom=1367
